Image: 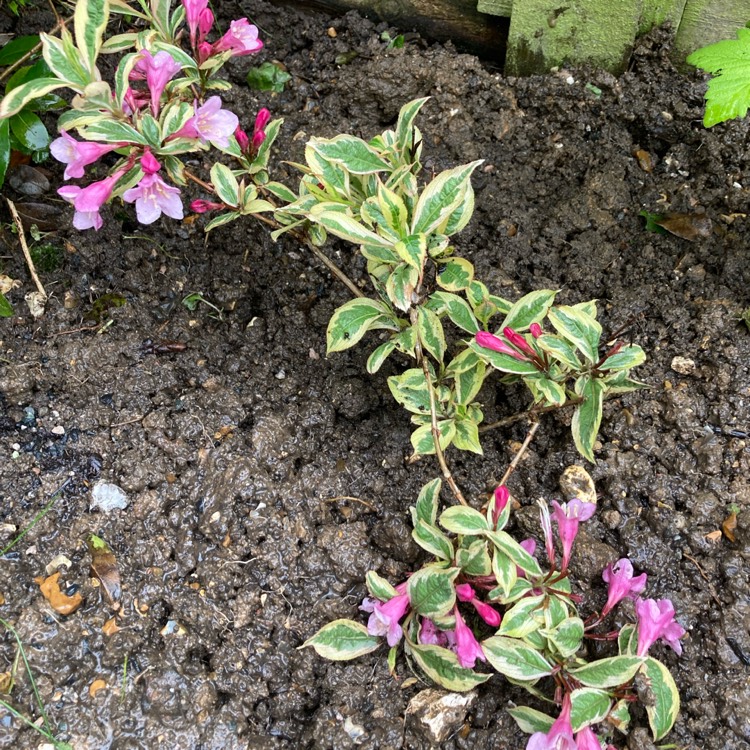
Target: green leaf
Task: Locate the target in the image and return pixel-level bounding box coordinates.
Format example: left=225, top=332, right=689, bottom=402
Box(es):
left=407, top=566, right=459, bottom=619
left=309, top=134, right=391, bottom=175
left=0, top=77, right=66, bottom=119
left=81, top=119, right=147, bottom=145
left=204, top=212, right=240, bottom=232
left=437, top=257, right=474, bottom=291
left=395, top=97, right=429, bottom=156
left=456, top=539, right=491, bottom=576
left=311, top=209, right=393, bottom=248
left=439, top=506, right=489, bottom=535
left=501, top=289, right=557, bottom=331
left=9, top=111, right=49, bottom=154
left=411, top=478, right=442, bottom=527
left=386, top=263, right=418, bottom=312
left=377, top=182, right=408, bottom=236
left=571, top=376, right=605, bottom=462
left=548, top=305, right=602, bottom=363
left=618, top=623, right=637, bottom=656
left=429, top=291, right=479, bottom=335
left=482, top=636, right=554, bottom=681
left=0, top=292, right=12, bottom=317
left=453, top=360, right=486, bottom=406
left=528, top=375, right=567, bottom=407
left=600, top=344, right=646, bottom=372
left=246, top=62, right=291, bottom=93
left=641, top=657, right=680, bottom=740
left=366, top=339, right=397, bottom=374
left=210, top=163, right=240, bottom=207
left=413, top=520, right=454, bottom=560
left=407, top=643, right=491, bottom=692
left=40, top=31, right=89, bottom=88
left=442, top=182, right=476, bottom=236
left=484, top=530, right=542, bottom=577
left=394, top=233, right=427, bottom=271
left=75, top=0, right=109, bottom=74
left=507, top=706, right=555, bottom=734
left=570, top=688, right=611, bottom=732
left=0, top=119, right=9, bottom=188
left=327, top=298, right=398, bottom=353
left=412, top=161, right=483, bottom=236
left=0, top=35, right=40, bottom=66
left=609, top=699, right=631, bottom=733
left=567, top=655, right=644, bottom=688
left=497, top=595, right=545, bottom=638
left=452, top=418, right=483, bottom=454
left=410, top=420, right=456, bottom=456
left=301, top=619, right=381, bottom=660
left=469, top=341, right=539, bottom=376
left=140, top=113, right=161, bottom=148
left=687, top=27, right=750, bottom=127
left=417, top=306, right=446, bottom=363
left=547, top=616, right=584, bottom=658
left=388, top=367, right=431, bottom=415
left=490, top=548, right=517, bottom=599
left=537, top=334, right=581, bottom=369
left=365, top=571, right=398, bottom=601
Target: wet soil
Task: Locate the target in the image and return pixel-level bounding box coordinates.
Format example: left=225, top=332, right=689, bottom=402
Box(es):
left=1, top=3, right=749, bottom=749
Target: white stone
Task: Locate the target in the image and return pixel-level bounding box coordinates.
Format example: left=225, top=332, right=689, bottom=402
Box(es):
left=90, top=482, right=129, bottom=512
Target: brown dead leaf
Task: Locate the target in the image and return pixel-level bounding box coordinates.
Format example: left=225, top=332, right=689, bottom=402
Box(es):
left=704, top=530, right=722, bottom=544
left=102, top=617, right=121, bottom=637
left=37, top=572, right=83, bottom=615
left=722, top=512, right=737, bottom=543
left=0, top=275, right=20, bottom=295
left=0, top=671, right=13, bottom=694
left=87, top=534, right=121, bottom=607
left=633, top=148, right=654, bottom=173
left=655, top=213, right=712, bottom=241
left=89, top=678, right=107, bottom=698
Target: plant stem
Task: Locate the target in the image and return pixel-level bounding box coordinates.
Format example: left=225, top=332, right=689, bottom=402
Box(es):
left=479, top=396, right=584, bottom=433
left=498, top=420, right=540, bottom=487
left=6, top=199, right=47, bottom=302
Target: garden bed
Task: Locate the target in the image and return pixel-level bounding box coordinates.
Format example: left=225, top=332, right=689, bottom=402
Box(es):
left=0, top=2, right=749, bottom=748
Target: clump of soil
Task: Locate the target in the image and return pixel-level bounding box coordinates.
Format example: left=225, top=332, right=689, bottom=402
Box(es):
left=0, top=3, right=748, bottom=749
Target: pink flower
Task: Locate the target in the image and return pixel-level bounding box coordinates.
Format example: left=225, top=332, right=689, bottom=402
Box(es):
left=132, top=50, right=181, bottom=117
left=601, top=559, right=647, bottom=616
left=234, top=125, right=250, bottom=152
left=530, top=323, right=543, bottom=338
left=360, top=584, right=410, bottom=647
left=174, top=96, right=239, bottom=148
left=455, top=584, right=502, bottom=628
left=198, top=8, right=214, bottom=40
left=492, top=485, right=509, bottom=528
left=538, top=499, right=555, bottom=568
left=635, top=598, right=686, bottom=657
left=517, top=538, right=537, bottom=577
left=254, top=107, right=271, bottom=133
left=183, top=0, right=209, bottom=46
left=191, top=199, right=224, bottom=213
left=122, top=172, right=184, bottom=225
left=454, top=605, right=486, bottom=668
left=141, top=149, right=161, bottom=175
left=527, top=694, right=576, bottom=750
left=551, top=499, right=596, bottom=572
left=50, top=131, right=118, bottom=180
left=197, top=41, right=213, bottom=65
left=419, top=618, right=450, bottom=647
left=503, top=326, right=536, bottom=356
left=213, top=18, right=263, bottom=56
left=476, top=331, right=528, bottom=360
left=58, top=171, right=123, bottom=231
left=575, top=726, right=603, bottom=750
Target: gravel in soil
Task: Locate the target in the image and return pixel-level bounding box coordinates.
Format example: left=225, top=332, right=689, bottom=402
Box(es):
left=0, top=3, right=749, bottom=749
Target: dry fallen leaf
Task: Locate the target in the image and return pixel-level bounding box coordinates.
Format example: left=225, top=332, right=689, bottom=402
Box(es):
left=722, top=512, right=737, bottom=543
left=102, top=617, right=121, bottom=637
left=704, top=530, right=722, bottom=544
left=0, top=275, right=21, bottom=295
left=25, top=291, right=46, bottom=319
left=87, top=534, right=121, bottom=607
left=633, top=149, right=655, bottom=173
left=0, top=671, right=13, bottom=694
left=655, top=213, right=712, bottom=241
left=36, top=572, right=83, bottom=615
left=89, top=678, right=107, bottom=698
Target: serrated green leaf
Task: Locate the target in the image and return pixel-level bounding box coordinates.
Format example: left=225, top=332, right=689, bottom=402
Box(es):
left=507, top=706, right=555, bottom=734
left=417, top=306, right=446, bottom=363
left=412, top=161, right=483, bottom=236
left=485, top=530, right=542, bottom=577
left=442, top=181, right=475, bottom=236
left=301, top=619, right=381, bottom=660
left=39, top=31, right=89, bottom=88
left=497, top=595, right=545, bottom=638
left=410, top=420, right=456, bottom=455
left=436, top=257, right=474, bottom=291
left=366, top=571, right=398, bottom=601
left=407, top=566, right=459, bottom=619
left=452, top=417, right=483, bottom=454
left=311, top=209, right=393, bottom=248
left=570, top=688, right=611, bottom=731
left=641, top=657, right=680, bottom=740
left=394, top=233, right=427, bottom=271
left=327, top=298, right=398, bottom=353
left=687, top=27, right=750, bottom=127
left=482, top=636, right=554, bottom=681
left=567, top=655, right=644, bottom=688
left=439, top=506, right=489, bottom=535
left=537, top=334, right=581, bottom=369
left=453, top=360, right=486, bottom=406
left=413, top=520, right=454, bottom=560
left=571, top=376, right=605, bottom=462
left=411, top=478, right=442, bottom=527
left=529, top=375, right=567, bottom=407
left=246, top=61, right=291, bottom=93
left=407, top=643, right=490, bottom=692
left=501, top=289, right=557, bottom=331
left=548, top=305, right=602, bottom=363
left=609, top=699, right=631, bottom=733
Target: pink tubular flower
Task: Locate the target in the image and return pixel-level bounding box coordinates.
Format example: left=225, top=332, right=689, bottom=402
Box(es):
left=360, top=583, right=410, bottom=647
left=141, top=149, right=161, bottom=175
left=175, top=96, right=239, bottom=148
left=183, top=0, right=209, bottom=46
left=455, top=584, right=502, bottom=628
left=50, top=131, right=118, bottom=180
left=517, top=538, right=537, bottom=577
left=575, top=726, right=602, bottom=750
left=122, top=172, right=184, bottom=225
left=213, top=18, right=263, bottom=56
left=530, top=323, right=543, bottom=338
left=132, top=50, right=181, bottom=117
left=601, top=559, right=647, bottom=616
left=527, top=695, right=576, bottom=750
left=234, top=125, right=250, bottom=153
left=453, top=605, right=486, bottom=668
left=492, top=485, right=509, bottom=528
left=503, top=326, right=536, bottom=356
left=58, top=171, right=123, bottom=231
left=538, top=499, right=555, bottom=568
left=191, top=199, right=224, bottom=213
left=476, top=331, right=528, bottom=360
left=551, top=498, right=596, bottom=572
left=419, top=618, right=450, bottom=647
left=635, top=598, right=686, bottom=657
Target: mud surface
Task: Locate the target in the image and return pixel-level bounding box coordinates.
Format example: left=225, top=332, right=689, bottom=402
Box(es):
left=0, top=3, right=749, bottom=749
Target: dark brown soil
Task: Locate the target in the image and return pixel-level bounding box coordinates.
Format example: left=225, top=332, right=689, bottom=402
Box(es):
left=1, top=3, right=749, bottom=749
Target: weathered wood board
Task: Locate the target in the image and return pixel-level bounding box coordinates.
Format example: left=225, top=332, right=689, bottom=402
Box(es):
left=674, top=0, right=750, bottom=64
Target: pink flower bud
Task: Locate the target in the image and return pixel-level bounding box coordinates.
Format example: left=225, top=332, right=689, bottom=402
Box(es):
left=190, top=199, right=224, bottom=213
left=492, top=485, right=509, bottom=527
left=530, top=323, right=543, bottom=338
left=503, top=326, right=536, bottom=356
left=234, top=126, right=250, bottom=153
left=141, top=149, right=161, bottom=175
left=251, top=129, right=266, bottom=153
left=254, top=107, right=271, bottom=134
left=455, top=583, right=474, bottom=602
left=476, top=331, right=527, bottom=360
left=472, top=598, right=502, bottom=628
left=198, top=7, right=214, bottom=41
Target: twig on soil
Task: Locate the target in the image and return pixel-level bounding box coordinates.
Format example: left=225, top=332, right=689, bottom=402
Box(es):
left=0, top=16, right=73, bottom=84
left=479, top=397, right=584, bottom=433
left=682, top=550, right=722, bottom=608
left=109, top=415, right=146, bottom=428
left=6, top=199, right=47, bottom=302
left=322, top=495, right=376, bottom=510
left=498, top=420, right=540, bottom=488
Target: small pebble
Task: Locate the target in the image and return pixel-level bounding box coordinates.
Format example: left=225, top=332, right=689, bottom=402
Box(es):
left=559, top=465, right=597, bottom=505
left=51, top=425, right=65, bottom=436
left=671, top=356, right=695, bottom=375
left=90, top=482, right=129, bottom=512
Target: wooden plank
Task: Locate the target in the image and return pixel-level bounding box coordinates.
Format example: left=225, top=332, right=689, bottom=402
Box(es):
left=506, top=0, right=643, bottom=76
left=477, top=0, right=513, bottom=17
left=639, top=0, right=688, bottom=35
left=284, top=0, right=507, bottom=58
left=674, top=0, right=750, bottom=63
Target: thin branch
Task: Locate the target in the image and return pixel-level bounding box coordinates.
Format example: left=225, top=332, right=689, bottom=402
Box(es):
left=6, top=199, right=47, bottom=301
left=498, top=420, right=540, bottom=487
left=479, top=396, right=584, bottom=433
